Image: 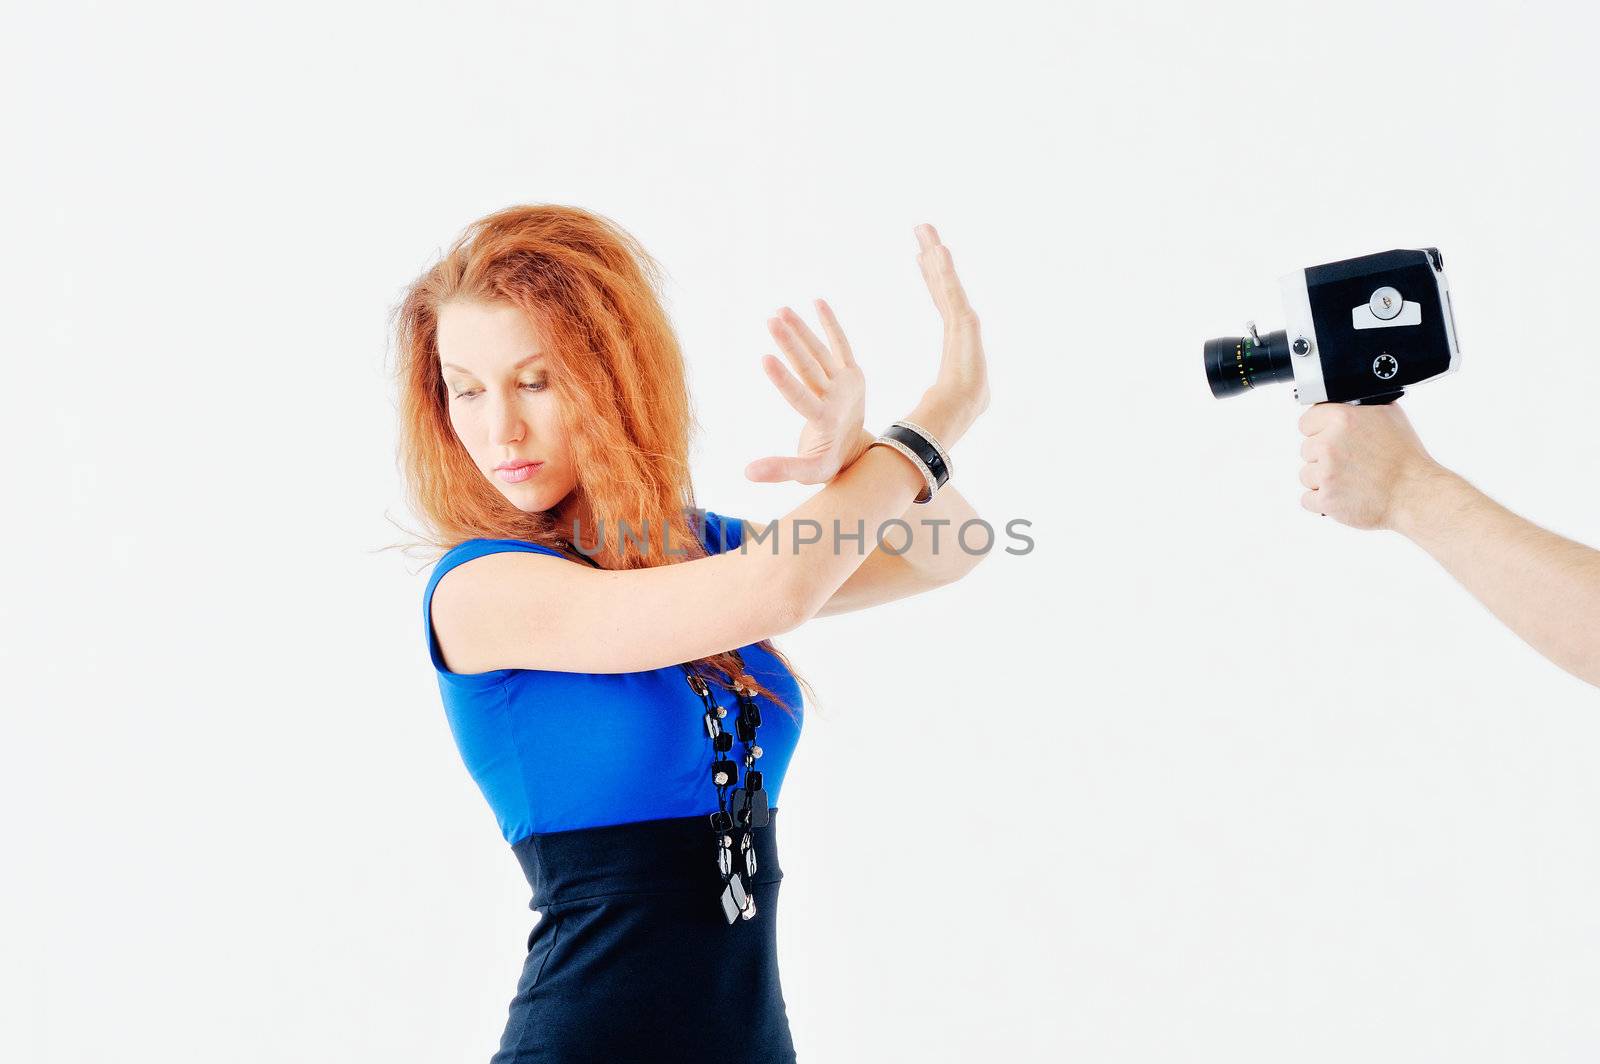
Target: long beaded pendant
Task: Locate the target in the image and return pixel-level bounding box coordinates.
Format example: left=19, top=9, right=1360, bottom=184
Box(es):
left=683, top=649, right=768, bottom=924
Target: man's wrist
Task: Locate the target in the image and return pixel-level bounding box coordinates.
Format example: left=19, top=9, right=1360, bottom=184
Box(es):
left=1391, top=461, right=1470, bottom=543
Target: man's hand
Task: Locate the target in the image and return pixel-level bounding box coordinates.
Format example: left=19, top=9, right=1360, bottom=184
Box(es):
left=1296, top=399, right=1600, bottom=688
left=1296, top=402, right=1446, bottom=531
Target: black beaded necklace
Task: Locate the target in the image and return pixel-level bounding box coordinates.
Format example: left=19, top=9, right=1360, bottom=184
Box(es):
left=556, top=535, right=769, bottom=924
left=683, top=653, right=768, bottom=923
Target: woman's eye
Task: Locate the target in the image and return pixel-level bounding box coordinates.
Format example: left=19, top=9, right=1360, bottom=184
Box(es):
left=449, top=379, right=543, bottom=400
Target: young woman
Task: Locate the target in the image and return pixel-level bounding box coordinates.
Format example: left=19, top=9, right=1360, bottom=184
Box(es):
left=392, top=204, right=990, bottom=1062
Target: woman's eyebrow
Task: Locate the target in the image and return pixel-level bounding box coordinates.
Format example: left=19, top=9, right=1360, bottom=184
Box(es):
left=441, top=352, right=545, bottom=374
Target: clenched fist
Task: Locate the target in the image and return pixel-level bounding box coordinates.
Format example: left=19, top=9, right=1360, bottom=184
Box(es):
left=1296, top=402, right=1445, bottom=531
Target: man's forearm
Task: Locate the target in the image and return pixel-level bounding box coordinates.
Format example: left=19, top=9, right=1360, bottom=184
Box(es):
left=1395, top=465, right=1600, bottom=687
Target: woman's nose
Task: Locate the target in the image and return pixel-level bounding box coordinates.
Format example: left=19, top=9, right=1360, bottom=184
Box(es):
left=489, top=395, right=525, bottom=445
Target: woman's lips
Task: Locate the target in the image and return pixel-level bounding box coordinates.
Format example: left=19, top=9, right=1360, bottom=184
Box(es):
left=495, top=461, right=544, bottom=484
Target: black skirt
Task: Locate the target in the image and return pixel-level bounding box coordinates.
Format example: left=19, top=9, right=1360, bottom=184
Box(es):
left=490, top=809, right=795, bottom=1063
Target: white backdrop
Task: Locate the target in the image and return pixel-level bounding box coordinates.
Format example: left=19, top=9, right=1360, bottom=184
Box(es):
left=6, top=1, right=1600, bottom=1061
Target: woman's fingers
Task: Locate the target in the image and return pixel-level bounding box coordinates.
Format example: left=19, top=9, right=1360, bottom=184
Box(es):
left=768, top=316, right=830, bottom=394
left=915, top=224, right=947, bottom=318
left=744, top=452, right=833, bottom=485
left=1298, top=463, right=1321, bottom=490
left=917, top=245, right=947, bottom=318
left=778, top=306, right=839, bottom=375
left=914, top=223, right=977, bottom=327
left=813, top=298, right=857, bottom=369
left=759, top=353, right=824, bottom=420
left=932, top=245, right=977, bottom=325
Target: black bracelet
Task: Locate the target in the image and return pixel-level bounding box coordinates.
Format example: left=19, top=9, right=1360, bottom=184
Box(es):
left=871, top=419, right=953, bottom=503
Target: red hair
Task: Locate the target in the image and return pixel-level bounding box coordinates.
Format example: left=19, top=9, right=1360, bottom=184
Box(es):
left=389, top=204, right=809, bottom=715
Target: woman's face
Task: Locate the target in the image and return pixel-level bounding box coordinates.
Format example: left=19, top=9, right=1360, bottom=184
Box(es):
left=436, top=299, right=580, bottom=521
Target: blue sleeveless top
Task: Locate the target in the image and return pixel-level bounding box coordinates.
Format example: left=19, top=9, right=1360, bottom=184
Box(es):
left=423, top=510, right=805, bottom=845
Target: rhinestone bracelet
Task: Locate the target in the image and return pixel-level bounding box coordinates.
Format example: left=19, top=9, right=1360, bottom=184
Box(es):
left=869, top=418, right=953, bottom=503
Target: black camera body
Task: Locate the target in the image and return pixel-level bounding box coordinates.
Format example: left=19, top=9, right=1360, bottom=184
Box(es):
left=1205, top=248, right=1462, bottom=404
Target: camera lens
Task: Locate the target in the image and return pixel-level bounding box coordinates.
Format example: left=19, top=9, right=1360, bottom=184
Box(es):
left=1204, top=329, right=1293, bottom=398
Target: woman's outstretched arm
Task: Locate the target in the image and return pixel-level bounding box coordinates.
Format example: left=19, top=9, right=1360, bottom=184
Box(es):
left=429, top=437, right=936, bottom=675
left=742, top=431, right=988, bottom=618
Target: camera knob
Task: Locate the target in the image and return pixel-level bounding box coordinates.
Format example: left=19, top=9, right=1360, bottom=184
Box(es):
left=1369, top=286, right=1404, bottom=321
left=1291, top=336, right=1312, bottom=357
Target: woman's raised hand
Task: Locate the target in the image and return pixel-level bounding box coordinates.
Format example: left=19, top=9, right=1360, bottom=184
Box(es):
left=743, top=223, right=987, bottom=484
left=909, top=223, right=990, bottom=449
left=744, top=300, right=872, bottom=485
